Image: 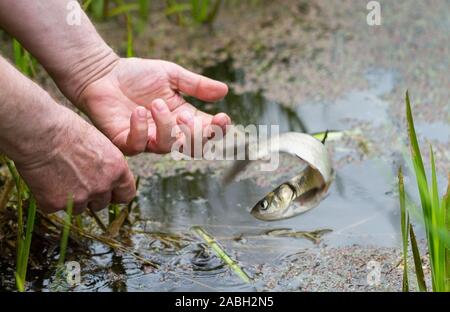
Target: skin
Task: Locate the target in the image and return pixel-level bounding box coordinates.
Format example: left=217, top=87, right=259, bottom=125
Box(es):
left=0, top=57, right=134, bottom=214
left=0, top=0, right=231, bottom=213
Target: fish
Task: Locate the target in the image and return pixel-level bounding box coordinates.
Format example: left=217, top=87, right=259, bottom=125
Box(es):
left=223, top=130, right=334, bottom=221
left=251, top=131, right=333, bottom=221
left=251, top=165, right=332, bottom=221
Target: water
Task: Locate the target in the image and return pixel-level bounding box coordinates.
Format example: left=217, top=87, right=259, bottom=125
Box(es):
left=62, top=60, right=446, bottom=292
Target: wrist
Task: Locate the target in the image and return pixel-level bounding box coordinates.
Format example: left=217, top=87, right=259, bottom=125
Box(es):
left=51, top=44, right=119, bottom=106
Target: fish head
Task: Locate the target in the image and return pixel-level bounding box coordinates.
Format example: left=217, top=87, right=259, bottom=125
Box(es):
left=251, top=184, right=295, bottom=221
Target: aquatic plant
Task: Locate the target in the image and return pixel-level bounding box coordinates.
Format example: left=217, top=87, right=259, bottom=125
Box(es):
left=58, top=196, right=74, bottom=266
left=12, top=39, right=36, bottom=77
left=399, top=91, right=450, bottom=292
left=1, top=157, right=36, bottom=292
left=138, top=0, right=150, bottom=21
left=398, top=168, right=427, bottom=292
left=165, top=0, right=222, bottom=25
left=83, top=0, right=108, bottom=20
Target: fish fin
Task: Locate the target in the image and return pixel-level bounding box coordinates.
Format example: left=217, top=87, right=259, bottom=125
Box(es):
left=321, top=129, right=329, bottom=144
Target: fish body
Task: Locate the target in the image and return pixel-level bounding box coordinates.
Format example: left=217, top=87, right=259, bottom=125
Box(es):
left=223, top=131, right=334, bottom=221
left=251, top=166, right=330, bottom=221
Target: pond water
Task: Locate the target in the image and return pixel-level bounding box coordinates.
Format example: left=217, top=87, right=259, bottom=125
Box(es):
left=65, top=60, right=447, bottom=292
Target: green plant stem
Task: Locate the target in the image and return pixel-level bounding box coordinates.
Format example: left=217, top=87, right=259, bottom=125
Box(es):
left=398, top=167, right=409, bottom=292
left=58, top=196, right=74, bottom=266
left=409, top=224, right=427, bottom=291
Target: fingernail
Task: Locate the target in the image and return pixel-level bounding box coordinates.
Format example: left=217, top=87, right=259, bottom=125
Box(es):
left=153, top=99, right=166, bottom=112
left=178, top=110, right=193, bottom=124
left=137, top=106, right=147, bottom=118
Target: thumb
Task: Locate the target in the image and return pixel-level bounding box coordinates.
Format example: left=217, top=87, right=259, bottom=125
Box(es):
left=172, top=64, right=228, bottom=102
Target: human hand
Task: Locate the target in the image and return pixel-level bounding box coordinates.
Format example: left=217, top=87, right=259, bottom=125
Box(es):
left=15, top=108, right=136, bottom=214
left=78, top=58, right=231, bottom=155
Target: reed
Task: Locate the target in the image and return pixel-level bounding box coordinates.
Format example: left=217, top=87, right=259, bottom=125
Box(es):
left=165, top=0, right=222, bottom=25
left=58, top=196, right=74, bottom=266
left=12, top=39, right=36, bottom=77
left=399, top=91, right=450, bottom=292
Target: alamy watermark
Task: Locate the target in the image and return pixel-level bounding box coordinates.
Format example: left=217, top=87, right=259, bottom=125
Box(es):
left=366, top=260, right=382, bottom=286
left=170, top=124, right=280, bottom=172
left=66, top=1, right=82, bottom=26
left=366, top=1, right=382, bottom=26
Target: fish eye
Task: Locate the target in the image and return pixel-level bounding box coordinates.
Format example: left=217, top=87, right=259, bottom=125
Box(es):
left=260, top=200, right=269, bottom=210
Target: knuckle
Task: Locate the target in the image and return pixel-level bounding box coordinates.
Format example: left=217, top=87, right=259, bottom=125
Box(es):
left=73, top=193, right=89, bottom=206
left=95, top=186, right=111, bottom=196
left=41, top=197, right=65, bottom=213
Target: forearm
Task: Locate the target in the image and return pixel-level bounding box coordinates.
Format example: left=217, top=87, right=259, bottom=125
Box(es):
left=0, top=0, right=118, bottom=104
left=0, top=56, right=69, bottom=166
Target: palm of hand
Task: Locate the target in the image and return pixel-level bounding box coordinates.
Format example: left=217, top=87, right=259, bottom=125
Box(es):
left=79, top=58, right=230, bottom=155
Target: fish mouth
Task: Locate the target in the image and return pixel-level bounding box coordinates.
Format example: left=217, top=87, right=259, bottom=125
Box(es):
left=250, top=207, right=290, bottom=221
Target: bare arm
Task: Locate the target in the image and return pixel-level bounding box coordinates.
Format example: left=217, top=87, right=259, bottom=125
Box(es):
left=0, top=0, right=230, bottom=155
left=0, top=0, right=118, bottom=103
left=0, top=55, right=135, bottom=213
left=0, top=55, right=68, bottom=165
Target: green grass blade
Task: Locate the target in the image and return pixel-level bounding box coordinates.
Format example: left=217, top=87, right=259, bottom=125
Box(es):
left=16, top=195, right=37, bottom=291
left=91, top=0, right=105, bottom=19
left=204, top=0, right=222, bottom=24
left=406, top=91, right=430, bottom=217
left=191, top=226, right=251, bottom=283
left=125, top=14, right=134, bottom=58
left=58, top=195, right=73, bottom=266
left=191, top=0, right=210, bottom=22
left=107, top=3, right=139, bottom=17
left=442, top=177, right=449, bottom=291
left=164, top=3, right=191, bottom=16
left=82, top=0, right=93, bottom=11
left=138, top=0, right=150, bottom=21
left=429, top=146, right=444, bottom=291
left=398, top=167, right=409, bottom=291
left=409, top=224, right=427, bottom=291
left=15, top=272, right=24, bottom=292
left=4, top=157, right=20, bottom=187
left=15, top=179, right=24, bottom=264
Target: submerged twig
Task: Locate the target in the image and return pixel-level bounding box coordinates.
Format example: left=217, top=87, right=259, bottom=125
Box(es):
left=88, top=207, right=107, bottom=233
left=46, top=212, right=159, bottom=269
left=191, top=226, right=251, bottom=283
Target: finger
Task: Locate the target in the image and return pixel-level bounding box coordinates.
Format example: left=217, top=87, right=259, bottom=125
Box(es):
left=72, top=201, right=88, bottom=215
left=147, top=98, right=178, bottom=153
left=111, top=169, right=136, bottom=204
left=126, top=106, right=149, bottom=155
left=211, top=113, right=231, bottom=137
left=174, top=65, right=228, bottom=102
left=177, top=110, right=203, bottom=157
left=88, top=192, right=112, bottom=212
